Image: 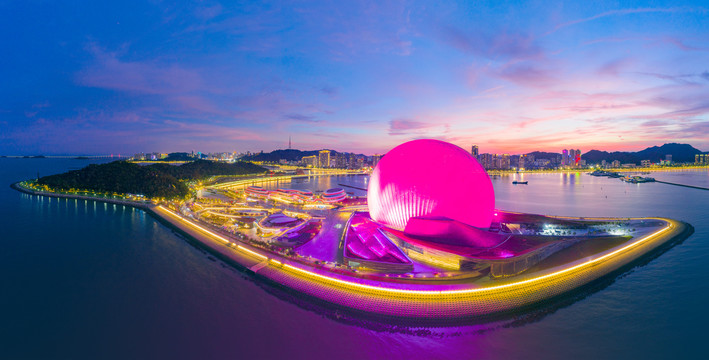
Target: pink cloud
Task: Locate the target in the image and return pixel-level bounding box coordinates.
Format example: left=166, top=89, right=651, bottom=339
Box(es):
left=388, top=118, right=450, bottom=136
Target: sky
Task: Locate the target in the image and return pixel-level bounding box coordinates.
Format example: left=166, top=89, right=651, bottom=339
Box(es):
left=1, top=0, right=708, bottom=156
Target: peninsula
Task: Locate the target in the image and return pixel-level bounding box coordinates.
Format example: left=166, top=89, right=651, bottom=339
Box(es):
left=12, top=140, right=693, bottom=320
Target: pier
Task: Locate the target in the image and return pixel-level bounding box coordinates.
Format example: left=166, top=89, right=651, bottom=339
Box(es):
left=655, top=180, right=709, bottom=191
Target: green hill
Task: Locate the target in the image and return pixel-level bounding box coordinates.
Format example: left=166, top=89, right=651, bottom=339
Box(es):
left=147, top=160, right=267, bottom=180
left=37, top=161, right=188, bottom=198
left=36, top=160, right=267, bottom=199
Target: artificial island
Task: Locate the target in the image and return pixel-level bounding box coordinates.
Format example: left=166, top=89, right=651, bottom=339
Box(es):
left=12, top=140, right=693, bottom=320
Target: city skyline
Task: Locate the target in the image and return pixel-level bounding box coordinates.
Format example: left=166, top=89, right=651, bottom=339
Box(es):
left=2, top=1, right=709, bottom=155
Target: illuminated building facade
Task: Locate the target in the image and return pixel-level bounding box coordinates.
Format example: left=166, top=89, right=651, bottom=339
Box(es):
left=245, top=186, right=269, bottom=198
left=301, top=155, right=317, bottom=167
left=335, top=153, right=347, bottom=168
left=321, top=188, right=346, bottom=203
left=498, top=154, right=510, bottom=170
left=562, top=149, right=581, bottom=167
left=372, top=154, right=382, bottom=168
left=518, top=154, right=528, bottom=169
left=476, top=153, right=510, bottom=170
left=318, top=150, right=331, bottom=168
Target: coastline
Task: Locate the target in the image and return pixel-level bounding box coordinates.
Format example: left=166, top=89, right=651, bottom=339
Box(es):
left=11, top=181, right=694, bottom=320
left=486, top=165, right=709, bottom=175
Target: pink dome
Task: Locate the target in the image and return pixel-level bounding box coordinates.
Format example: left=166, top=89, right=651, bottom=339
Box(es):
left=367, top=139, right=495, bottom=230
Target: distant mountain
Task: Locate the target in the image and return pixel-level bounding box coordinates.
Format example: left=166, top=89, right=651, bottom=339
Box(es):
left=582, top=143, right=703, bottom=164
left=239, top=144, right=705, bottom=165
left=241, top=149, right=366, bottom=162
left=636, top=143, right=702, bottom=162
left=582, top=150, right=639, bottom=164
left=525, top=151, right=561, bottom=160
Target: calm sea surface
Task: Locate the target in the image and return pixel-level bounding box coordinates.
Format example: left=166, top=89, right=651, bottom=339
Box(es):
left=1, top=159, right=707, bottom=359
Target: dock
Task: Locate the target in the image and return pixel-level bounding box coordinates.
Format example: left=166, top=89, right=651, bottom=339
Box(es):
left=655, top=180, right=709, bottom=191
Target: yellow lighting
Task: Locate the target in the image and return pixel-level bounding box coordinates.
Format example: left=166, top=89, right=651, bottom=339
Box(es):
left=158, top=205, right=267, bottom=262
left=282, top=225, right=671, bottom=296
left=158, top=205, right=674, bottom=298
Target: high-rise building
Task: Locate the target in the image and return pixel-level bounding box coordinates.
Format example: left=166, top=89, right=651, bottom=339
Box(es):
left=318, top=150, right=331, bottom=168
left=372, top=154, right=382, bottom=168
left=562, top=149, right=581, bottom=167
left=574, top=149, right=581, bottom=167
left=696, top=154, right=709, bottom=165
left=335, top=153, right=347, bottom=168
left=479, top=153, right=493, bottom=169
left=518, top=154, right=527, bottom=169
left=301, top=155, right=317, bottom=167
left=498, top=154, right=510, bottom=170
left=477, top=153, right=511, bottom=170
left=471, top=145, right=479, bottom=158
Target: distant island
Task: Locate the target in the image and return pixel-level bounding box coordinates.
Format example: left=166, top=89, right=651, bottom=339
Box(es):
left=36, top=160, right=267, bottom=199
left=581, top=143, right=704, bottom=164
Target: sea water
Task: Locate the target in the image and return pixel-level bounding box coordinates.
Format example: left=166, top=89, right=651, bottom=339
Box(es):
left=1, top=159, right=707, bottom=359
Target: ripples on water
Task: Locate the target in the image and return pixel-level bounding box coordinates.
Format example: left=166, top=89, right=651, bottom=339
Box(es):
left=1, top=159, right=707, bottom=359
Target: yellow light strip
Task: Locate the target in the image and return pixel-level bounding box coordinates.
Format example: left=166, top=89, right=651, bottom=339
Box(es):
left=158, top=206, right=268, bottom=261
left=159, top=205, right=674, bottom=297
left=283, top=224, right=672, bottom=295
left=237, top=245, right=268, bottom=260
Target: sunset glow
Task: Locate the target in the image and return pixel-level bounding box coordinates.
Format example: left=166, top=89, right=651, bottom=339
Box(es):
left=1, top=1, right=708, bottom=155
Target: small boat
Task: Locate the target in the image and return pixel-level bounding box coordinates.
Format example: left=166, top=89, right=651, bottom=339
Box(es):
left=512, top=181, right=528, bottom=185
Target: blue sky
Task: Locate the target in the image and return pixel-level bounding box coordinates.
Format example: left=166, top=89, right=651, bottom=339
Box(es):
left=1, top=0, right=708, bottom=155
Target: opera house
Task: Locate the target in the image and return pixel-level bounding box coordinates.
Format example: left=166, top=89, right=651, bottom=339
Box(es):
left=22, top=138, right=683, bottom=319
left=188, top=139, right=687, bottom=318
left=342, top=140, right=588, bottom=277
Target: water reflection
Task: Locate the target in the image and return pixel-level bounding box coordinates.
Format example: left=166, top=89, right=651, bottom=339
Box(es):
left=235, top=225, right=691, bottom=334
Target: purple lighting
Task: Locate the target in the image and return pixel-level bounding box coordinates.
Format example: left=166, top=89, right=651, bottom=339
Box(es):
left=344, top=214, right=411, bottom=264
left=367, top=139, right=495, bottom=230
